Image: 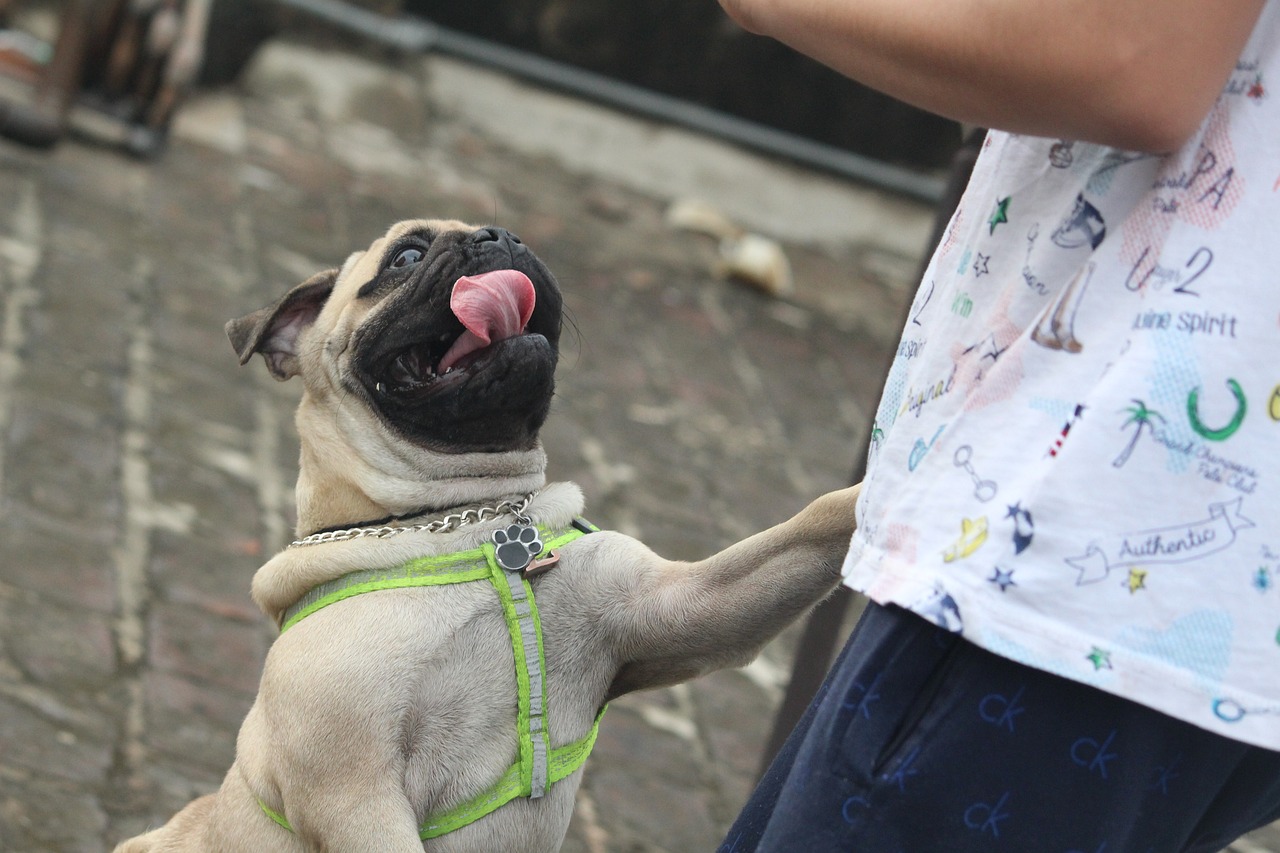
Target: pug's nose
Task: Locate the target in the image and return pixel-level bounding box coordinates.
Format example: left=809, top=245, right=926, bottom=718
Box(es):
left=470, top=226, right=523, bottom=246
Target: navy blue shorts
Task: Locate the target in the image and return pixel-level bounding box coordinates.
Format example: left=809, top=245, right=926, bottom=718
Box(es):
left=722, top=602, right=1280, bottom=852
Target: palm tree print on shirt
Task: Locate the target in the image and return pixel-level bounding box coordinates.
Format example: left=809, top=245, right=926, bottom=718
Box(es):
left=1113, top=400, right=1166, bottom=468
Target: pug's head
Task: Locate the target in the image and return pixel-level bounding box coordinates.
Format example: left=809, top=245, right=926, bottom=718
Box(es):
left=226, top=220, right=565, bottom=531
left=228, top=219, right=563, bottom=453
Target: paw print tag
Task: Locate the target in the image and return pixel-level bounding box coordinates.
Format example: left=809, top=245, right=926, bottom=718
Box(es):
left=493, top=524, right=558, bottom=575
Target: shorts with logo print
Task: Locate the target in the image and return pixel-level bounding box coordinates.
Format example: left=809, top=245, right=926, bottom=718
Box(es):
left=721, top=602, right=1280, bottom=853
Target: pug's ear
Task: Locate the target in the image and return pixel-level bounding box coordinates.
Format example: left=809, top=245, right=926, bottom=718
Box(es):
left=226, top=269, right=337, bottom=380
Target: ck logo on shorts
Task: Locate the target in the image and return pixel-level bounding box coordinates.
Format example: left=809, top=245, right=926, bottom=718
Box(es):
left=882, top=745, right=922, bottom=792
left=978, top=684, right=1027, bottom=732
left=842, top=672, right=885, bottom=719
left=1070, top=728, right=1120, bottom=779
left=963, top=790, right=1012, bottom=837
left=1149, top=753, right=1182, bottom=796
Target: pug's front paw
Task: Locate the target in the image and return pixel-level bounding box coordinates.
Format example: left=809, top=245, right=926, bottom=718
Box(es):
left=493, top=524, right=544, bottom=572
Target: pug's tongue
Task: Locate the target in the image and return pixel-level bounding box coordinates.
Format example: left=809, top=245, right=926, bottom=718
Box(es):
left=438, top=269, right=537, bottom=373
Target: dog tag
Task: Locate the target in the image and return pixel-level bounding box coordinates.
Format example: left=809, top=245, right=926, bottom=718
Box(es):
left=493, top=523, right=545, bottom=573
left=523, top=552, right=560, bottom=578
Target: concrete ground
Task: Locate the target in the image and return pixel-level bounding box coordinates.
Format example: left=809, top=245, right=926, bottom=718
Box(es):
left=0, top=31, right=1275, bottom=853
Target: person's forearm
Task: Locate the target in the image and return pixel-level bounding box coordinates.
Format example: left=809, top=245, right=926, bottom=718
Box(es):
left=719, top=0, right=1266, bottom=152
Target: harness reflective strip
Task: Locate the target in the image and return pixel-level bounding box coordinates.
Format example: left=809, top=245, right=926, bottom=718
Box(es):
left=258, top=521, right=605, bottom=839
left=491, top=566, right=550, bottom=798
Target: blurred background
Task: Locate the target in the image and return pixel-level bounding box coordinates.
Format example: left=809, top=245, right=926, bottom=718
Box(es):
left=206, top=0, right=963, bottom=169
left=0, top=2, right=1273, bottom=852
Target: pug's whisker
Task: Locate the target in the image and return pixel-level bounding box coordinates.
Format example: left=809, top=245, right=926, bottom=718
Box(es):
left=560, top=307, right=585, bottom=369
left=562, top=308, right=582, bottom=347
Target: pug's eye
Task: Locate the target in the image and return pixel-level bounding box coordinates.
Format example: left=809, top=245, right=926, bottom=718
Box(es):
left=388, top=247, right=424, bottom=269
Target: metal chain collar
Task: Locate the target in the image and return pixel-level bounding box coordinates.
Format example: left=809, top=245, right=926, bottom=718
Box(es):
left=287, top=493, right=536, bottom=548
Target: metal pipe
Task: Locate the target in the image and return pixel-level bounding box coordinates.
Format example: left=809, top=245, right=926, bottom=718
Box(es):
left=272, top=0, right=946, bottom=203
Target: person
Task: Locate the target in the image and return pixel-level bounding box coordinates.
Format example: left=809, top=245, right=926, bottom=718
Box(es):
left=713, top=0, right=1280, bottom=849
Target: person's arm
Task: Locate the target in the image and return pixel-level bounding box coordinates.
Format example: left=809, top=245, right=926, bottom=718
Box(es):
left=718, top=0, right=1266, bottom=152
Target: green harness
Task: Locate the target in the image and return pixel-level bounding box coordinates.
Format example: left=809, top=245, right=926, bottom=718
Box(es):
left=258, top=519, right=604, bottom=840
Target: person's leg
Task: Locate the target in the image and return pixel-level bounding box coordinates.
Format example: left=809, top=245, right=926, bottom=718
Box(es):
left=722, top=602, right=968, bottom=850
left=1184, top=745, right=1280, bottom=853
left=720, top=601, right=885, bottom=852
left=748, top=602, right=966, bottom=851
left=725, top=602, right=1280, bottom=852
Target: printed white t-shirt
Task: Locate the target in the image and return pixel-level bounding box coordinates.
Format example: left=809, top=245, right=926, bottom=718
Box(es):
left=844, top=3, right=1280, bottom=749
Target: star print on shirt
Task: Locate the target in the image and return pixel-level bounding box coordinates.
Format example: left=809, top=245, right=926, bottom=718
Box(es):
left=973, top=253, right=991, bottom=277
left=988, top=197, right=1011, bottom=234
left=989, top=567, right=1016, bottom=592
left=1005, top=502, right=1034, bottom=554
left=1087, top=646, right=1113, bottom=671
left=1253, top=568, right=1272, bottom=592
left=1126, top=568, right=1148, bottom=594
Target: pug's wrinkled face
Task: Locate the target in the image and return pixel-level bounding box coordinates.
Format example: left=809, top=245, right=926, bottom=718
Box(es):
left=227, top=219, right=563, bottom=453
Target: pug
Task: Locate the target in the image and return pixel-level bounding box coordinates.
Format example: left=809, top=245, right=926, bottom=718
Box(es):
left=115, top=219, right=859, bottom=852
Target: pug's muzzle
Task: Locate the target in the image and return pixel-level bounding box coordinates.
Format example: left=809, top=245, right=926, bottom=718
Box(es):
left=354, top=224, right=563, bottom=452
